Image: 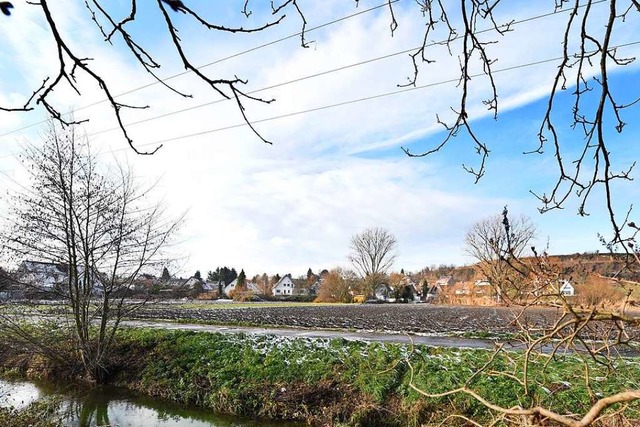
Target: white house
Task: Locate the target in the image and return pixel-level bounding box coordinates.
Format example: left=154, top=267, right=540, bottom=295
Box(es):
left=475, top=279, right=491, bottom=287
left=18, top=260, right=68, bottom=289
left=374, top=283, right=394, bottom=302
left=559, top=280, right=575, bottom=296
left=224, top=278, right=260, bottom=295
left=17, top=260, right=104, bottom=295
left=223, top=278, right=238, bottom=295
left=272, top=274, right=296, bottom=296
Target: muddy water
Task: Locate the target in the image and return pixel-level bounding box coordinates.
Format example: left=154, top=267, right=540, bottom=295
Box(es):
left=0, top=378, right=298, bottom=427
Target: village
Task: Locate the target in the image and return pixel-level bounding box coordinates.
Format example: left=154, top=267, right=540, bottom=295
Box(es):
left=5, top=254, right=634, bottom=307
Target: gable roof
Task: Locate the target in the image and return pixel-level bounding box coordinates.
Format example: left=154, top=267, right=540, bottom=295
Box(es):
left=19, top=260, right=68, bottom=275
left=436, top=276, right=454, bottom=286
left=273, top=274, right=294, bottom=289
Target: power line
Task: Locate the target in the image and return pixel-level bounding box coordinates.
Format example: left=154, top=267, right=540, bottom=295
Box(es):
left=1, top=42, right=637, bottom=221
left=0, top=0, right=399, bottom=139
left=0, top=0, right=631, bottom=165
left=139, top=61, right=556, bottom=146
left=118, top=41, right=640, bottom=152
left=3, top=0, right=610, bottom=148
left=1, top=38, right=636, bottom=164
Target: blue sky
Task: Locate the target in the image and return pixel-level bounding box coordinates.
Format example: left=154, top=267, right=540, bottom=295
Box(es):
left=0, top=0, right=639, bottom=277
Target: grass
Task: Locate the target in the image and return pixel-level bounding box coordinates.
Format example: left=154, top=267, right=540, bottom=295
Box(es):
left=0, top=397, right=63, bottom=427
left=3, top=314, right=640, bottom=425
left=105, top=328, right=640, bottom=426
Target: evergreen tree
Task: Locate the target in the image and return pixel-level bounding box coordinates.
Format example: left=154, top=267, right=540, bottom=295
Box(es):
left=161, top=267, right=171, bottom=281
left=194, top=270, right=202, bottom=280
left=206, top=269, right=219, bottom=283
left=237, top=269, right=247, bottom=289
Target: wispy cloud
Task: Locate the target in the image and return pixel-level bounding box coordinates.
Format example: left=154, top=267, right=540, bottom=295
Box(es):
left=1, top=1, right=639, bottom=276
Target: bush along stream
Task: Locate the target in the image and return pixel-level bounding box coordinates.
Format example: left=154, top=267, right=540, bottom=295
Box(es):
left=2, top=327, right=640, bottom=426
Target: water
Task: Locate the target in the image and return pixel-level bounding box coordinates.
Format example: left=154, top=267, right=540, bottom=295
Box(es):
left=0, top=378, right=297, bottom=427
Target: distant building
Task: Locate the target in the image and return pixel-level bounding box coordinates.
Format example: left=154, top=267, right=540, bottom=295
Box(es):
left=18, top=260, right=68, bottom=289
left=374, top=283, right=394, bottom=302
left=272, top=274, right=298, bottom=296
left=17, top=260, right=103, bottom=296
left=224, top=278, right=260, bottom=295
left=559, top=280, right=575, bottom=296
left=436, top=276, right=455, bottom=287
left=475, top=279, right=491, bottom=287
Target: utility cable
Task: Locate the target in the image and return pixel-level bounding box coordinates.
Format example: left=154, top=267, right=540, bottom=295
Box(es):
left=0, top=0, right=610, bottom=151
left=116, top=40, right=640, bottom=152
left=0, top=0, right=400, bottom=138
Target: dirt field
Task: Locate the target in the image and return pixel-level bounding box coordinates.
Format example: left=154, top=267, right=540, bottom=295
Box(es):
left=131, top=303, right=562, bottom=336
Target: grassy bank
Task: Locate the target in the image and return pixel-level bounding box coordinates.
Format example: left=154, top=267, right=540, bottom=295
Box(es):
left=2, top=327, right=640, bottom=425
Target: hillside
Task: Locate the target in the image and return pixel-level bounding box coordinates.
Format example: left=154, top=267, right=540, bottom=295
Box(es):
left=419, top=252, right=640, bottom=284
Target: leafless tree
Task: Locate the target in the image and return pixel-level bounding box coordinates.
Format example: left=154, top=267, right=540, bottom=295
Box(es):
left=0, top=121, right=182, bottom=382
left=404, top=209, right=640, bottom=426
left=465, top=208, right=537, bottom=301
left=348, top=227, right=398, bottom=292
left=398, top=1, right=640, bottom=253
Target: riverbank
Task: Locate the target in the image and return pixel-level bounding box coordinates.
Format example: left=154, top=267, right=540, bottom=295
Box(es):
left=2, top=327, right=640, bottom=426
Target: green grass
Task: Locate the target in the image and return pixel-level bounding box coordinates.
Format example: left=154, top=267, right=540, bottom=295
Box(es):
left=107, top=328, right=640, bottom=426
left=3, top=322, right=640, bottom=426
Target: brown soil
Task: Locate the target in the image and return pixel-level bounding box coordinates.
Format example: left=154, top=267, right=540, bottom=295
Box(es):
left=130, top=304, right=560, bottom=335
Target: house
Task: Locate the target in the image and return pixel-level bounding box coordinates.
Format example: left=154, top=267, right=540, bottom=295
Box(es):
left=374, top=283, right=394, bottom=302
left=475, top=279, right=491, bottom=288
left=272, top=274, right=298, bottom=296
left=559, top=280, right=575, bottom=296
left=224, top=278, right=260, bottom=295
left=309, top=280, right=321, bottom=296
left=18, top=260, right=68, bottom=289
left=454, top=282, right=473, bottom=296
left=424, top=284, right=442, bottom=302
left=436, top=276, right=455, bottom=287
left=17, top=260, right=104, bottom=296
left=185, top=276, right=205, bottom=290
left=133, top=273, right=156, bottom=290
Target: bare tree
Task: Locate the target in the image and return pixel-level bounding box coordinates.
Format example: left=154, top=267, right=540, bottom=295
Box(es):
left=465, top=208, right=537, bottom=301
left=402, top=209, right=640, bottom=426
left=396, top=1, right=639, bottom=253
left=348, top=227, right=398, bottom=294
left=0, top=121, right=182, bottom=382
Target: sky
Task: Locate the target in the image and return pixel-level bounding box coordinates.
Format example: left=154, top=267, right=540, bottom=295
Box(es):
left=0, top=0, right=639, bottom=278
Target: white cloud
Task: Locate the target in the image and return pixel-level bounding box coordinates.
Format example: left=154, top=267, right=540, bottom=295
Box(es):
left=1, top=1, right=639, bottom=276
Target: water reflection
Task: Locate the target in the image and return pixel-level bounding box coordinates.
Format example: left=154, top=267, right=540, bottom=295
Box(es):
left=1, top=379, right=296, bottom=427
left=0, top=380, right=42, bottom=410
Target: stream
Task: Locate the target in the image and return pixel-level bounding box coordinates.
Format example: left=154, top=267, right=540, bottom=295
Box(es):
left=0, top=378, right=298, bottom=427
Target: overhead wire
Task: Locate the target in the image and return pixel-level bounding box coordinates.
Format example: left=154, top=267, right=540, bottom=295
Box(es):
left=0, top=0, right=400, bottom=139
left=0, top=0, right=612, bottom=157
left=107, top=39, right=640, bottom=152
left=0, top=0, right=632, bottom=173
